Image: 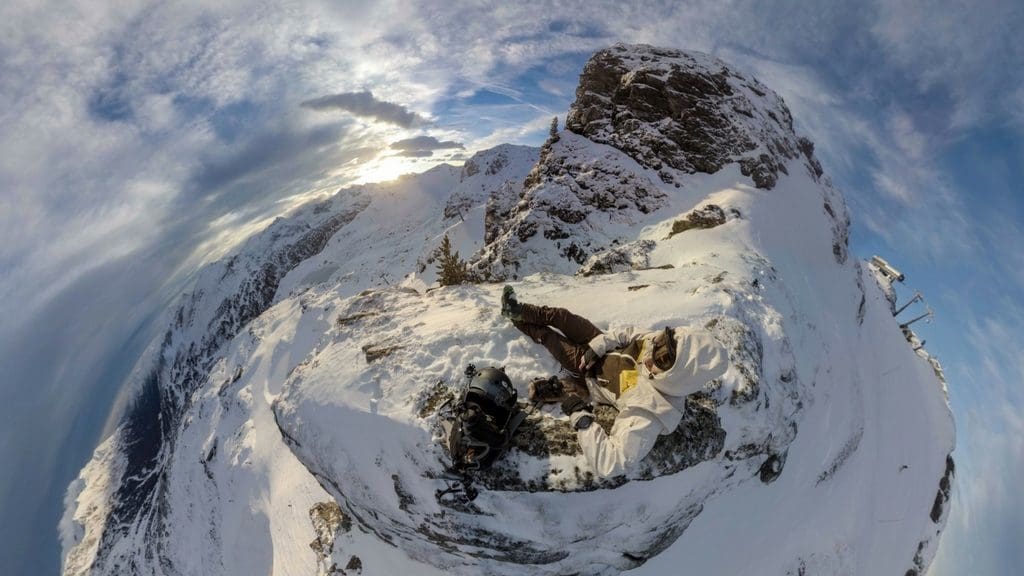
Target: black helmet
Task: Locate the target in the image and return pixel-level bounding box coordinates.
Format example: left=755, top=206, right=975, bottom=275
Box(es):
left=446, top=365, right=523, bottom=472
left=467, top=367, right=517, bottom=421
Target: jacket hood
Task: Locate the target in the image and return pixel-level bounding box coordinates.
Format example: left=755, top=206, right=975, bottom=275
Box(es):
left=649, top=328, right=729, bottom=398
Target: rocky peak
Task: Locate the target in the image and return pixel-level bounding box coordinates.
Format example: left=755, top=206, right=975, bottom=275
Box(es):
left=445, top=144, right=539, bottom=220
left=471, top=45, right=841, bottom=280
left=566, top=43, right=822, bottom=189
left=471, top=129, right=670, bottom=279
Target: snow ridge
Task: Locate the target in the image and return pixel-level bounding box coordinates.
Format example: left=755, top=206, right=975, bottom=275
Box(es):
left=60, top=193, right=372, bottom=574
left=62, top=145, right=539, bottom=576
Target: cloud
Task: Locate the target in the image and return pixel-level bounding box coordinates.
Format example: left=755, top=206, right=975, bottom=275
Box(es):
left=930, top=305, right=1024, bottom=576
left=187, top=120, right=348, bottom=199
left=870, top=0, right=1024, bottom=132
left=396, top=149, right=434, bottom=158
left=0, top=4, right=384, bottom=573
left=301, top=91, right=427, bottom=127
left=469, top=112, right=554, bottom=150
left=718, top=52, right=980, bottom=266
left=389, top=135, right=464, bottom=152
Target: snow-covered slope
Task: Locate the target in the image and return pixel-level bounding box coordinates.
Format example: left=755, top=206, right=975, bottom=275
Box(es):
left=62, top=45, right=953, bottom=576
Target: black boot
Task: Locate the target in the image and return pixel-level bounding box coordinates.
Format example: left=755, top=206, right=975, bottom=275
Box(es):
left=500, top=285, right=523, bottom=321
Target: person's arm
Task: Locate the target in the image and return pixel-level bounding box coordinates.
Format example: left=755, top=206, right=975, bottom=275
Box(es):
left=586, top=326, right=642, bottom=357
left=571, top=410, right=663, bottom=478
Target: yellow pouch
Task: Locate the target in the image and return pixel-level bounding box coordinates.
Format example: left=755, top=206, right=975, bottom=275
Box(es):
left=620, top=339, right=648, bottom=395
left=619, top=370, right=639, bottom=394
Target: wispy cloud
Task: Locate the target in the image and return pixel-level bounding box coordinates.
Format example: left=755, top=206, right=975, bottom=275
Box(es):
left=301, top=91, right=427, bottom=127
left=469, top=112, right=553, bottom=150
left=0, top=4, right=381, bottom=572
left=870, top=0, right=1024, bottom=131
left=724, top=52, right=979, bottom=265
left=930, top=304, right=1024, bottom=575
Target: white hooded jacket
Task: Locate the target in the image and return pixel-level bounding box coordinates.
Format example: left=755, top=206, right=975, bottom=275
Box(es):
left=571, top=326, right=729, bottom=478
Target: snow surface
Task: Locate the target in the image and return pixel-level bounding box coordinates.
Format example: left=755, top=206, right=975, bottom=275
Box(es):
left=62, top=50, right=953, bottom=576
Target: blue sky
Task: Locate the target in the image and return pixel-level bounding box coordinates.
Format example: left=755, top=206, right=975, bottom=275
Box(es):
left=0, top=1, right=1021, bottom=574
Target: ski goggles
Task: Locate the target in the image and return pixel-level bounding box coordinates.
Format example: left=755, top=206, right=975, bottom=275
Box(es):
left=651, top=327, right=677, bottom=372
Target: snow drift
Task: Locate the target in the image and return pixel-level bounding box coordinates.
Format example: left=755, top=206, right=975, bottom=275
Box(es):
left=62, top=44, right=954, bottom=576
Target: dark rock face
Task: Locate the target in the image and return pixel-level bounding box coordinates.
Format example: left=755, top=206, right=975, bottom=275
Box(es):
left=930, top=455, right=955, bottom=523
left=566, top=44, right=820, bottom=190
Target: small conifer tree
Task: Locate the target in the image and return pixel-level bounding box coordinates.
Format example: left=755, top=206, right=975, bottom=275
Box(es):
left=548, top=116, right=559, bottom=143
left=436, top=234, right=469, bottom=286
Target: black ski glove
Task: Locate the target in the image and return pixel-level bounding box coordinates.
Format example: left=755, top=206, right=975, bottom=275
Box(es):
left=577, top=348, right=599, bottom=373
left=561, top=395, right=590, bottom=416
left=561, top=395, right=594, bottom=430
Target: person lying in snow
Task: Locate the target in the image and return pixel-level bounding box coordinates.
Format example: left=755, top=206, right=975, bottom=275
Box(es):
left=501, top=286, right=729, bottom=478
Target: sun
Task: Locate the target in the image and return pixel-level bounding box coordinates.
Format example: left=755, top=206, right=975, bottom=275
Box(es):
left=352, top=153, right=445, bottom=185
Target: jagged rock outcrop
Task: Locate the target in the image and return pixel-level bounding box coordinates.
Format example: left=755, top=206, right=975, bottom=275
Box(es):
left=444, top=145, right=539, bottom=221
left=473, top=43, right=850, bottom=280
left=472, top=131, right=669, bottom=278
left=566, top=44, right=820, bottom=190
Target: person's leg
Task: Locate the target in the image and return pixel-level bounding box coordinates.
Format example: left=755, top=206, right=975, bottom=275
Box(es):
left=503, top=290, right=596, bottom=399
left=517, top=304, right=602, bottom=345
left=512, top=320, right=589, bottom=375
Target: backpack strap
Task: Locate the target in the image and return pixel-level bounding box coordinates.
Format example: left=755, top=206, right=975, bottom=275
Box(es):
left=507, top=408, right=527, bottom=437
left=502, top=405, right=528, bottom=449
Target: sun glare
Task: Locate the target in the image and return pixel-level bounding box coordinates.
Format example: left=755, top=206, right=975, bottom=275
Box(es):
left=353, top=153, right=448, bottom=185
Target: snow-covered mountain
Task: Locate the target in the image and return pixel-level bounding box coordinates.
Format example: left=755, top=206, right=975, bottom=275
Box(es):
left=61, top=44, right=954, bottom=576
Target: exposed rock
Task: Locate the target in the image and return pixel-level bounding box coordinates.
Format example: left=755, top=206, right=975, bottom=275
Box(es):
left=906, top=540, right=927, bottom=576
left=758, top=450, right=787, bottom=483
left=578, top=240, right=656, bottom=277
left=343, top=556, right=362, bottom=574
left=442, top=392, right=725, bottom=494
left=446, top=145, right=539, bottom=221
left=362, top=343, right=402, bottom=363
left=416, top=381, right=456, bottom=419
left=566, top=44, right=820, bottom=190
left=666, top=204, right=728, bottom=238
left=473, top=132, right=669, bottom=279
left=483, top=181, right=521, bottom=246
left=309, top=501, right=351, bottom=575
left=930, top=455, right=955, bottom=523
left=473, top=43, right=849, bottom=281
left=91, top=197, right=371, bottom=570
left=336, top=312, right=378, bottom=327
left=704, top=315, right=763, bottom=404
left=66, top=44, right=951, bottom=576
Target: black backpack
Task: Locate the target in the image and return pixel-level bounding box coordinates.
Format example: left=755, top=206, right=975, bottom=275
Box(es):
left=445, top=365, right=526, bottom=473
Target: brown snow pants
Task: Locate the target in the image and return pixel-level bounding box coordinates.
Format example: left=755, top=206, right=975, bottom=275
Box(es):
left=512, top=304, right=603, bottom=393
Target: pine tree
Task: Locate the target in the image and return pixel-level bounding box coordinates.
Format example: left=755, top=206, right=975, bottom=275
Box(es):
left=548, top=116, right=559, bottom=143
left=436, top=234, right=469, bottom=286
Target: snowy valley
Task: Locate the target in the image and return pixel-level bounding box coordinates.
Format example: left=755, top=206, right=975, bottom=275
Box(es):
left=61, top=44, right=954, bottom=576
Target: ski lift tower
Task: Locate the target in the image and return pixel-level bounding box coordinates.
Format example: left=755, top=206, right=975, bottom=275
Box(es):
left=870, top=255, right=904, bottom=283
left=867, top=255, right=946, bottom=382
